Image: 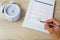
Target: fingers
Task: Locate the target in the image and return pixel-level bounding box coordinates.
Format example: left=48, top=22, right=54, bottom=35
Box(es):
left=45, top=21, right=54, bottom=30
left=45, top=19, right=60, bottom=33
left=45, top=19, right=53, bottom=30
left=52, top=19, right=60, bottom=25
left=45, top=19, right=59, bottom=30
left=45, top=21, right=55, bottom=33
left=46, top=19, right=60, bottom=25
left=45, top=19, right=60, bottom=40
left=45, top=22, right=49, bottom=30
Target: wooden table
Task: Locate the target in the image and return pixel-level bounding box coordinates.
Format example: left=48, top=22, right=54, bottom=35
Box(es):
left=0, top=0, right=60, bottom=40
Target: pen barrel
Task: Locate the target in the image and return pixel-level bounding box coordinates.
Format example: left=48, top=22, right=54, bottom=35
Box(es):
left=48, top=22, right=60, bottom=28
left=40, top=21, right=60, bottom=28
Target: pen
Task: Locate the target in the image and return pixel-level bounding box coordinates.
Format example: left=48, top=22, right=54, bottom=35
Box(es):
left=40, top=21, right=60, bottom=28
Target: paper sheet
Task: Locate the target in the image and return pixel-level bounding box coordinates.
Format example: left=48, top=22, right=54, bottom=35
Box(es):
left=23, top=0, right=55, bottom=33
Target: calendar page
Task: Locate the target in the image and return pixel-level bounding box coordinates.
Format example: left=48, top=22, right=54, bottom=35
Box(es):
left=23, top=0, right=55, bottom=33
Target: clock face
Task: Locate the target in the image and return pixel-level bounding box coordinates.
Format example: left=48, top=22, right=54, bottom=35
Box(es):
left=5, top=4, right=20, bottom=16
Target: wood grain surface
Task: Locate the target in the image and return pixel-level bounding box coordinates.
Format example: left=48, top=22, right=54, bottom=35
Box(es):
left=0, top=0, right=60, bottom=40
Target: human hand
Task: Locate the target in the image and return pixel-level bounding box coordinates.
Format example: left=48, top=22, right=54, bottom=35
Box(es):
left=45, top=19, right=60, bottom=40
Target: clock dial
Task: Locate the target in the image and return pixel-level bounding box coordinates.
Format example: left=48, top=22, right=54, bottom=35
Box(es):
left=6, top=4, right=20, bottom=16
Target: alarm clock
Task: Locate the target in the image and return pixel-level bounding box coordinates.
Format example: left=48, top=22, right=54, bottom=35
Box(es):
left=0, top=1, right=21, bottom=21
